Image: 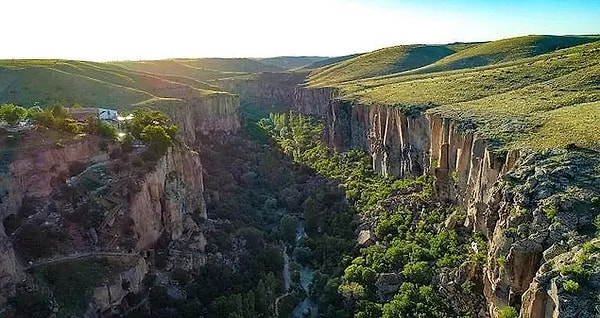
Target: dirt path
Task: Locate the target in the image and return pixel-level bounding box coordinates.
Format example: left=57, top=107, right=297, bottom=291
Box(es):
left=24, top=251, right=139, bottom=270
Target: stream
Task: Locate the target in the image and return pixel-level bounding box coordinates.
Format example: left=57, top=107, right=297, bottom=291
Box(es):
left=290, top=224, right=317, bottom=318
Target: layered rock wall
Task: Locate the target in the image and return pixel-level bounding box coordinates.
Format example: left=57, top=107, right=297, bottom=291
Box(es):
left=129, top=146, right=205, bottom=250
left=1, top=135, right=101, bottom=218
left=215, top=72, right=306, bottom=112
left=162, top=93, right=241, bottom=145
left=91, top=258, right=148, bottom=313
left=0, top=135, right=102, bottom=304
left=292, top=86, right=566, bottom=317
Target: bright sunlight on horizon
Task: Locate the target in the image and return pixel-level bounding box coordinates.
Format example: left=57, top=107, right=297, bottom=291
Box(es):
left=3, top=0, right=599, bottom=61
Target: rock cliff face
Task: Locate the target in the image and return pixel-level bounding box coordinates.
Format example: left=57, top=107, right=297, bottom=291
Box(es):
left=292, top=86, right=600, bottom=317
left=162, top=93, right=241, bottom=145
left=0, top=135, right=103, bottom=304
left=0, top=225, right=21, bottom=306
left=0, top=135, right=102, bottom=218
left=91, top=258, right=148, bottom=313
left=293, top=86, right=337, bottom=116
left=129, top=146, right=205, bottom=251
left=215, top=72, right=306, bottom=113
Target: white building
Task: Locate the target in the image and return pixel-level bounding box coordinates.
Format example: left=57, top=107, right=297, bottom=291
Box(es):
left=98, top=108, right=119, bottom=121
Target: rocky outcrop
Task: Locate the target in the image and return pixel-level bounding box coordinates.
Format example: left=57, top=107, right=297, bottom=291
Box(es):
left=293, top=86, right=337, bottom=117
left=0, top=134, right=102, bottom=219
left=129, top=146, right=205, bottom=250
left=0, top=224, right=21, bottom=306
left=162, top=93, right=241, bottom=145
left=91, top=257, right=148, bottom=313
left=293, top=87, right=600, bottom=317
left=293, top=90, right=518, bottom=214
left=0, top=134, right=103, bottom=306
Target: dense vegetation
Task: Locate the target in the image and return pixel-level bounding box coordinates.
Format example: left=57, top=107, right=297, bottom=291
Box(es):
left=255, top=113, right=486, bottom=317
left=127, top=110, right=488, bottom=317
left=128, top=116, right=354, bottom=317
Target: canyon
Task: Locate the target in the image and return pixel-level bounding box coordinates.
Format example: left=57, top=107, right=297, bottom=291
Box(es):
left=216, top=71, right=600, bottom=317
left=1, top=35, right=599, bottom=317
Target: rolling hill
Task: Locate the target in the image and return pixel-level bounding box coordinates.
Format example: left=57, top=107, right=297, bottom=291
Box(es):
left=323, top=38, right=600, bottom=150
left=256, top=56, right=329, bottom=70
left=307, top=44, right=461, bottom=86
left=407, top=34, right=600, bottom=74
left=0, top=59, right=230, bottom=110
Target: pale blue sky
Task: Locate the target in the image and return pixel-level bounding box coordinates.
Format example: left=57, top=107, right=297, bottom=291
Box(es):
left=2, top=0, right=599, bottom=61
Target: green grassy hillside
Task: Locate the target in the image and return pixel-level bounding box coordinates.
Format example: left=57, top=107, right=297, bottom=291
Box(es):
left=328, top=39, right=600, bottom=150
left=0, top=59, right=229, bottom=110
left=176, top=58, right=283, bottom=73
left=300, top=54, right=363, bottom=70
left=409, top=35, right=600, bottom=74
left=114, top=57, right=291, bottom=79
left=111, top=60, right=243, bottom=81
left=256, top=56, right=329, bottom=70
left=307, top=45, right=458, bottom=86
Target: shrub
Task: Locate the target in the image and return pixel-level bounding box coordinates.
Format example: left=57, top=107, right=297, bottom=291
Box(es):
left=0, top=103, right=27, bottom=126
left=125, top=109, right=177, bottom=141
left=545, top=205, right=558, bottom=221
left=26, top=106, right=43, bottom=119
left=84, top=115, right=117, bottom=140
left=98, top=121, right=117, bottom=140
left=594, top=214, right=600, bottom=231
left=32, top=104, right=82, bottom=134
left=497, top=255, right=507, bottom=268
left=460, top=280, right=475, bottom=293
left=563, top=279, right=579, bottom=293
left=122, top=109, right=178, bottom=161
left=498, top=306, right=518, bottom=318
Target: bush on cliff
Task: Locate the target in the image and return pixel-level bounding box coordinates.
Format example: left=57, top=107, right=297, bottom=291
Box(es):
left=83, top=115, right=117, bottom=140
left=31, top=103, right=82, bottom=134
left=0, top=103, right=27, bottom=126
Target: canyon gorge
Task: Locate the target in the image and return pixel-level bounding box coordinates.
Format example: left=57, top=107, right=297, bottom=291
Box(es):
left=1, top=35, right=600, bottom=317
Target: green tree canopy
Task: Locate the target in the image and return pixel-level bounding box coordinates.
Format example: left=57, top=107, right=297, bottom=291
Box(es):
left=126, top=109, right=177, bottom=141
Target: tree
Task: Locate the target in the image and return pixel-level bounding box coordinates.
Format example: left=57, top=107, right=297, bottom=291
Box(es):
left=338, top=281, right=367, bottom=301
left=0, top=103, right=27, bottom=126
left=126, top=109, right=177, bottom=140
left=280, top=215, right=299, bottom=245
left=141, top=125, right=172, bottom=156
left=124, top=109, right=178, bottom=160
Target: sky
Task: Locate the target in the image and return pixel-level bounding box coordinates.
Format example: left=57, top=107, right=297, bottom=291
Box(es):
left=2, top=0, right=599, bottom=61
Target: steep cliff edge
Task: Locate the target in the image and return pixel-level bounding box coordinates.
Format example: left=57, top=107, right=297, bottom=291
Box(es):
left=0, top=132, right=103, bottom=304
left=214, top=72, right=306, bottom=113
left=0, top=108, right=220, bottom=314
left=129, top=146, right=206, bottom=256
left=152, top=93, right=241, bottom=145
left=293, top=86, right=600, bottom=317
left=1, top=133, right=102, bottom=218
